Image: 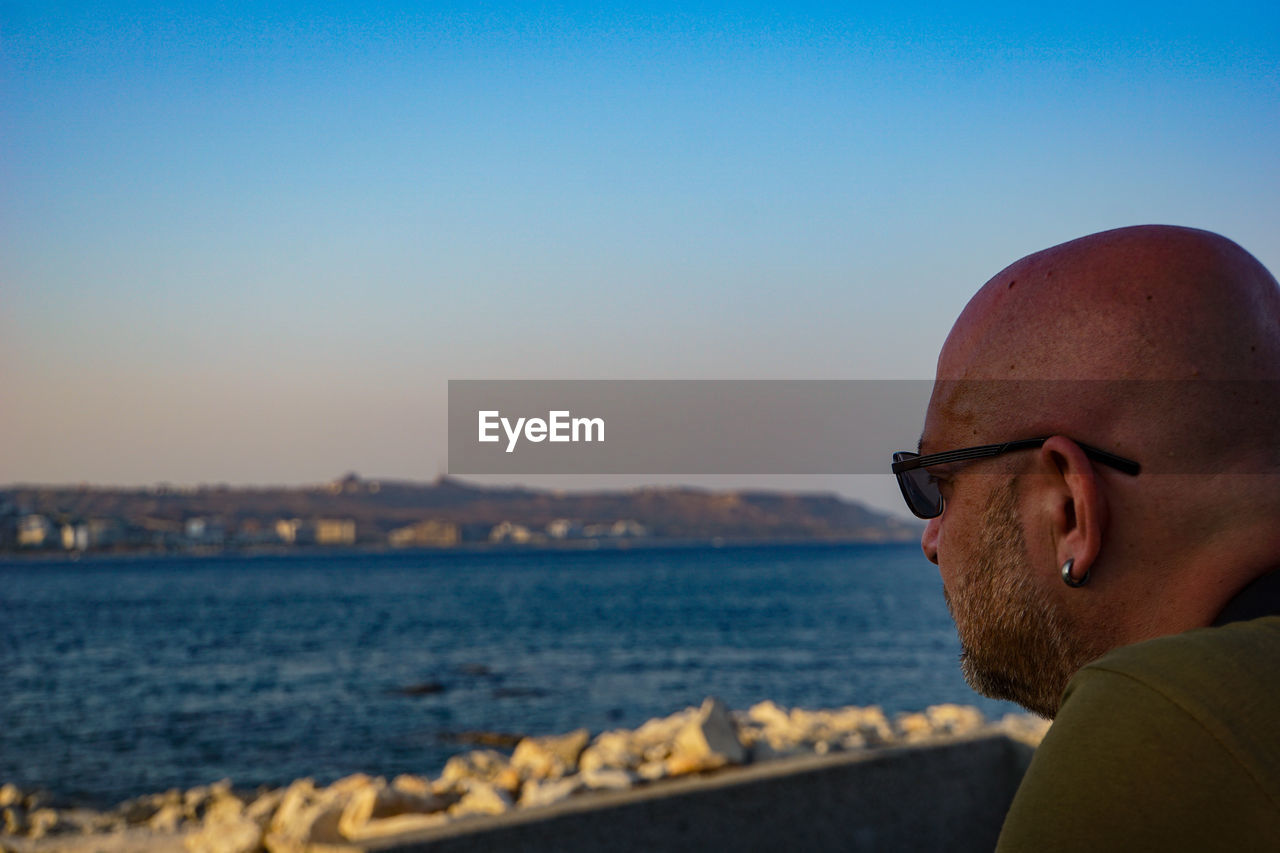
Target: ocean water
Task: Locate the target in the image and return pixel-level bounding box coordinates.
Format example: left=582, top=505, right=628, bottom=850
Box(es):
left=0, top=543, right=1016, bottom=807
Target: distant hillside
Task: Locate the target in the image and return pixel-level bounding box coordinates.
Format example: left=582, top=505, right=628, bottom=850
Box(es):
left=0, top=474, right=922, bottom=553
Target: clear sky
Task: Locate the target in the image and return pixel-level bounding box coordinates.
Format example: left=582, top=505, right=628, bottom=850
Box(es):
left=3, top=1, right=1277, bottom=515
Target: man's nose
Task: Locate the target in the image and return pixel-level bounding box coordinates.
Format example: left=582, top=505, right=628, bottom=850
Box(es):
left=921, top=517, right=940, bottom=565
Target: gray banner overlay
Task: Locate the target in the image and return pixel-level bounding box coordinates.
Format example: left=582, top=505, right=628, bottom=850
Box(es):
left=448, top=380, right=1279, bottom=475
left=450, top=380, right=929, bottom=475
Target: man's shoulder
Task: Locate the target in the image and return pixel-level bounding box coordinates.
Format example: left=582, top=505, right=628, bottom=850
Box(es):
left=1068, top=615, right=1280, bottom=784
left=1084, top=613, right=1280, bottom=681
left=996, top=618, right=1280, bottom=851
left=1073, top=615, right=1280, bottom=728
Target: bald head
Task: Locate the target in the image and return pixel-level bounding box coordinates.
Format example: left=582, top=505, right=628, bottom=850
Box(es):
left=942, top=225, right=1280, bottom=382
left=928, top=225, right=1280, bottom=478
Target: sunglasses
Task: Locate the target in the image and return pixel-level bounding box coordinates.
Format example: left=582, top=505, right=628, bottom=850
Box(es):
left=891, top=437, right=1141, bottom=519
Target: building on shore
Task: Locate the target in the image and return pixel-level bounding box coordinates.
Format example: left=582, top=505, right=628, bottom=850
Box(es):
left=388, top=519, right=460, bottom=548
left=315, top=518, right=357, bottom=546
left=582, top=519, right=648, bottom=538
left=489, top=521, right=534, bottom=544
left=546, top=518, right=583, bottom=539
left=18, top=515, right=55, bottom=548
left=184, top=517, right=227, bottom=546
left=61, top=521, right=89, bottom=551
left=273, top=518, right=356, bottom=546
left=275, top=518, right=310, bottom=545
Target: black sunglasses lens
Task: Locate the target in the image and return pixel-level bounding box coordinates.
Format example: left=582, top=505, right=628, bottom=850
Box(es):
left=893, top=453, right=943, bottom=519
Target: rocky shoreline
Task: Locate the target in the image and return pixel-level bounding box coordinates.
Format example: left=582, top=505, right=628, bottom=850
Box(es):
left=0, top=699, right=1049, bottom=853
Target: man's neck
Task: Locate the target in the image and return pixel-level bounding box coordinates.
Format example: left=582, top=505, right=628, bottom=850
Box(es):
left=1213, top=568, right=1280, bottom=626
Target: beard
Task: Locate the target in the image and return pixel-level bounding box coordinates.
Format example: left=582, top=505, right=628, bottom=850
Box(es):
left=943, top=480, right=1096, bottom=719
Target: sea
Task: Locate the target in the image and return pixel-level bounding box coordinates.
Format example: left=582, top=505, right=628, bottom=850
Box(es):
left=0, top=542, right=1017, bottom=808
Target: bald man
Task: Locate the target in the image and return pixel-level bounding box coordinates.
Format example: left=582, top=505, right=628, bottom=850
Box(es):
left=891, top=225, right=1280, bottom=849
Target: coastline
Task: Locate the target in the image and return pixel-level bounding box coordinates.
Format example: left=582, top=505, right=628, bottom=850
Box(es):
left=0, top=698, right=1048, bottom=851
left=0, top=537, right=922, bottom=565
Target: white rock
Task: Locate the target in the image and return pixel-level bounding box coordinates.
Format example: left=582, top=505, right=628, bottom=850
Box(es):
left=343, top=811, right=451, bottom=842
left=747, top=700, right=792, bottom=730
left=854, top=707, right=893, bottom=745
left=339, top=777, right=448, bottom=840
left=733, top=722, right=765, bottom=749
left=0, top=784, right=20, bottom=809
left=181, top=779, right=237, bottom=822
left=580, top=768, right=635, bottom=791
left=925, top=704, right=985, bottom=735
left=390, top=775, right=433, bottom=797
left=448, top=781, right=513, bottom=818
left=511, top=729, right=590, bottom=781
left=185, top=814, right=263, bottom=853
left=894, top=712, right=933, bottom=742
left=147, top=802, right=186, bottom=833
left=438, top=750, right=512, bottom=789
left=244, top=788, right=285, bottom=828
left=519, top=777, right=582, bottom=810
left=25, top=808, right=59, bottom=840
left=636, top=761, right=668, bottom=782
left=264, top=778, right=349, bottom=850
left=184, top=784, right=212, bottom=809
left=267, top=779, right=317, bottom=834
left=823, top=707, right=861, bottom=731
left=672, top=697, right=747, bottom=767
left=631, top=709, right=695, bottom=748
left=579, top=731, right=640, bottom=774
left=328, top=773, right=378, bottom=795
left=202, top=791, right=246, bottom=826
left=3, top=806, right=26, bottom=835
left=788, top=708, right=833, bottom=743
left=839, top=732, right=868, bottom=750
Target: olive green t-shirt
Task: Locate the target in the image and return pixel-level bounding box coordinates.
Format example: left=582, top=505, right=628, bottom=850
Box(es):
left=996, top=616, right=1280, bottom=852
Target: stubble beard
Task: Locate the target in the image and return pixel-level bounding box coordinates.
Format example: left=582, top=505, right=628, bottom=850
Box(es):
left=944, top=480, right=1092, bottom=719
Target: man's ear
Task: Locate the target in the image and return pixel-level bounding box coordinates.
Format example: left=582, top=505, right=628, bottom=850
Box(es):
left=1037, top=435, right=1108, bottom=583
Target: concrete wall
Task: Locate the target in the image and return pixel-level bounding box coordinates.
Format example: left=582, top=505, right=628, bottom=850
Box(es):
left=370, top=733, right=1034, bottom=853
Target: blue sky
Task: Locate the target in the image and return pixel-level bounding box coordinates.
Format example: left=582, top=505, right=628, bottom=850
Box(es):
left=3, top=1, right=1277, bottom=513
